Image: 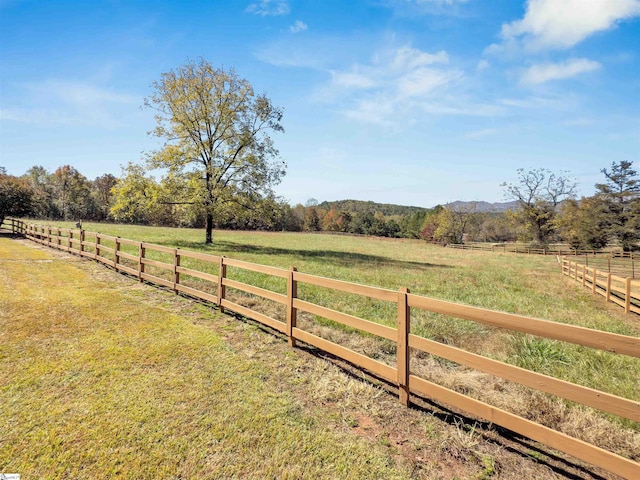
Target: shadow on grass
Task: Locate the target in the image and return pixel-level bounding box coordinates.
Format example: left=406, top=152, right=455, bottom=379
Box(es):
left=165, top=239, right=453, bottom=271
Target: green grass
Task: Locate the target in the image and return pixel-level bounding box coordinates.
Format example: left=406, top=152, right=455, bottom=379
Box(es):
left=36, top=222, right=639, bottom=322
left=0, top=237, right=411, bottom=479
left=15, top=221, right=640, bottom=454
left=32, top=222, right=640, bottom=377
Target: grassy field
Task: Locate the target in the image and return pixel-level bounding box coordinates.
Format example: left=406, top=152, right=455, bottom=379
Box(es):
left=0, top=236, right=414, bottom=479
left=6, top=221, right=640, bottom=474
left=30, top=222, right=640, bottom=392
left=2, top=235, right=608, bottom=480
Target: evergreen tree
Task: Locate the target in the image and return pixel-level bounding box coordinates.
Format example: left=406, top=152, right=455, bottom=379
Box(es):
left=595, top=161, right=640, bottom=251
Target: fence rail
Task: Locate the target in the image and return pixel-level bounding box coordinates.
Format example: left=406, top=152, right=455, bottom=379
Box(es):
left=3, top=218, right=640, bottom=479
left=447, top=242, right=639, bottom=259
left=561, top=257, right=640, bottom=315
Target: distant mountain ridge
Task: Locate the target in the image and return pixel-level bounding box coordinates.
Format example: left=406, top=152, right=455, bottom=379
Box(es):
left=317, top=199, right=518, bottom=216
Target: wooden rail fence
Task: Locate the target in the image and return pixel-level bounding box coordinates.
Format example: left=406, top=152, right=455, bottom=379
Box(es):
left=447, top=242, right=639, bottom=259
left=561, top=257, right=640, bottom=315
left=3, top=218, right=640, bottom=479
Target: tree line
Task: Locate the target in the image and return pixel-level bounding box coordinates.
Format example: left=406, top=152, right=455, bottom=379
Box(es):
left=1, top=160, right=637, bottom=250
left=0, top=165, right=117, bottom=224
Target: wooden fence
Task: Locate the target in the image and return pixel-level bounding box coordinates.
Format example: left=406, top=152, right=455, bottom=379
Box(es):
left=447, top=242, right=639, bottom=259
left=561, top=257, right=640, bottom=315
left=3, top=218, right=640, bottom=479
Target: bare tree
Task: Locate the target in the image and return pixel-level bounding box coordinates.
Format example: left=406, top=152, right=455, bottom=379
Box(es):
left=502, top=168, right=577, bottom=245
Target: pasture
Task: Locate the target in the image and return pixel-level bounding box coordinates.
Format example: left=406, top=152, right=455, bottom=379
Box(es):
left=2, top=222, right=639, bottom=478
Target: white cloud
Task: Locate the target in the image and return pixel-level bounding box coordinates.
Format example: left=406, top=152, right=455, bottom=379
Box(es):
left=390, top=46, right=449, bottom=69
left=290, top=20, right=307, bottom=33
left=495, top=0, right=640, bottom=52
left=245, top=0, right=290, bottom=16
left=321, top=45, right=463, bottom=124
left=397, top=67, right=457, bottom=97
left=520, top=58, right=601, bottom=84
left=328, top=46, right=451, bottom=96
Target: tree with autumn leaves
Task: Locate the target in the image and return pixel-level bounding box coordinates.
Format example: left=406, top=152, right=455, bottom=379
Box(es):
left=137, top=58, right=286, bottom=244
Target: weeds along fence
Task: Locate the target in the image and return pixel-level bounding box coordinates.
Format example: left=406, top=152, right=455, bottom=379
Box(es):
left=4, top=218, right=640, bottom=479
left=561, top=257, right=640, bottom=315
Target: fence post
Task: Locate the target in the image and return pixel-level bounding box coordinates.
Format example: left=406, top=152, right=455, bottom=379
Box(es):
left=95, top=234, right=101, bottom=260
left=69, top=230, right=74, bottom=253
left=592, top=268, right=597, bottom=294
left=56, top=228, right=61, bottom=248
left=218, top=256, right=226, bottom=313
left=286, top=267, right=298, bottom=347
left=173, top=249, right=180, bottom=294
left=397, top=287, right=410, bottom=407
left=114, top=237, right=120, bottom=270
left=11, top=218, right=15, bottom=234
left=138, top=242, right=144, bottom=282
left=80, top=229, right=85, bottom=255
left=625, top=278, right=631, bottom=314
left=582, top=265, right=586, bottom=287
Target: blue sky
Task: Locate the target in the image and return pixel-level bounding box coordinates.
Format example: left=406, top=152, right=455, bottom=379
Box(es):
left=1, top=0, right=639, bottom=208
